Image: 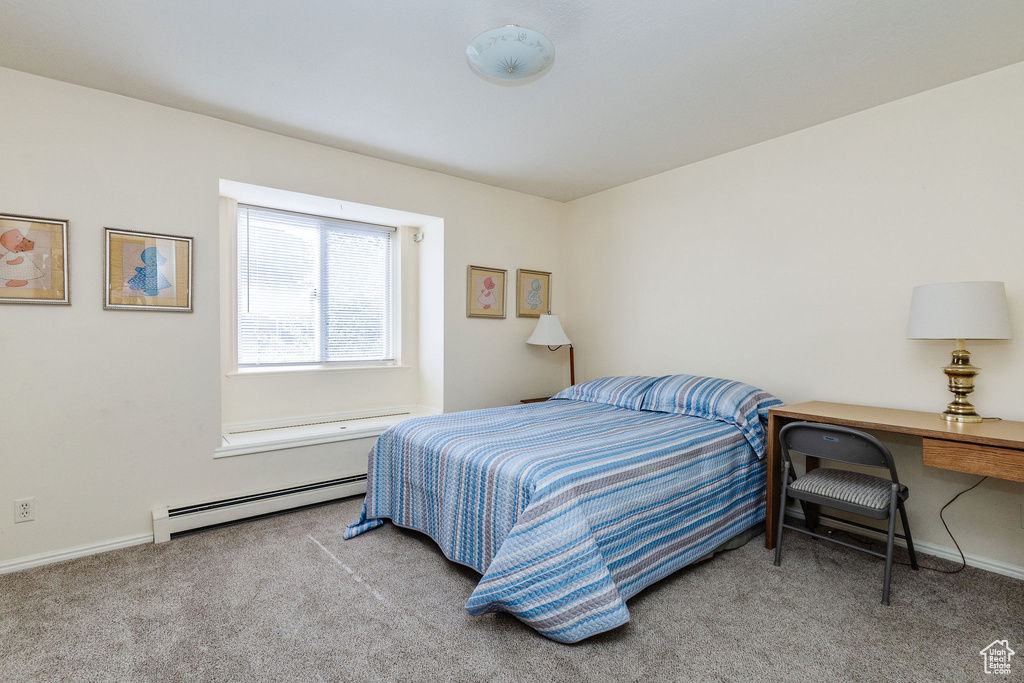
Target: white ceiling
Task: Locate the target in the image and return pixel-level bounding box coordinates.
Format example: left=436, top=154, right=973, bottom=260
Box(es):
left=2, top=1, right=1023, bottom=202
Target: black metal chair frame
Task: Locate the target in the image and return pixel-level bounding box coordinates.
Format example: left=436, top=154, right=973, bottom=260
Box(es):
left=773, top=421, right=919, bottom=605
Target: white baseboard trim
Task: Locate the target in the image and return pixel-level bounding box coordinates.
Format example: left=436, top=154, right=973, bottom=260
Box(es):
left=783, top=507, right=1024, bottom=581
left=3, top=479, right=368, bottom=574
left=0, top=533, right=153, bottom=575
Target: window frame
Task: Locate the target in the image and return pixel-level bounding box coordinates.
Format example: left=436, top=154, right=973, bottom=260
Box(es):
left=233, top=203, right=401, bottom=373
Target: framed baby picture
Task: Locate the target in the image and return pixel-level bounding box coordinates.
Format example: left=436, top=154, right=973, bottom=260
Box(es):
left=0, top=213, right=70, bottom=305
left=516, top=269, right=551, bottom=318
left=104, top=228, right=193, bottom=312
left=466, top=265, right=506, bottom=319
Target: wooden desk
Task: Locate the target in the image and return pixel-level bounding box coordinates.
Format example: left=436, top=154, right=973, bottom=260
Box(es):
left=765, top=401, right=1024, bottom=549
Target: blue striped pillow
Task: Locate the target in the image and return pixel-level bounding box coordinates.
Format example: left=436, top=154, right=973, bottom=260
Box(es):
left=640, top=375, right=782, bottom=456
left=550, top=376, right=660, bottom=411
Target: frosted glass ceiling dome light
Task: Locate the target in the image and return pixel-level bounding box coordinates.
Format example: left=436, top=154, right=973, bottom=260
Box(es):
left=467, top=25, right=554, bottom=84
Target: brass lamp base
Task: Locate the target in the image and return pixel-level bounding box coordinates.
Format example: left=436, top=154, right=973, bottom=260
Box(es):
left=940, top=340, right=983, bottom=423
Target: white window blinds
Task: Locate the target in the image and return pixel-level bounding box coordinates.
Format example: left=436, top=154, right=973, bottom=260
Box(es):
left=237, top=204, right=396, bottom=367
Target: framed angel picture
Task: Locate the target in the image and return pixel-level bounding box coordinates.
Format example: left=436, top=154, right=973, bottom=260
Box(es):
left=466, top=265, right=506, bottom=318
left=0, top=213, right=70, bottom=305
left=105, top=228, right=193, bottom=312
left=516, top=268, right=550, bottom=318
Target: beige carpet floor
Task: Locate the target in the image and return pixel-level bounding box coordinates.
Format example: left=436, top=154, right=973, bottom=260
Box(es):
left=1, top=495, right=1020, bottom=682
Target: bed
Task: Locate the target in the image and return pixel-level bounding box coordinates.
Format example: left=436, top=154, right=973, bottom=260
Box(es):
left=345, top=374, right=781, bottom=643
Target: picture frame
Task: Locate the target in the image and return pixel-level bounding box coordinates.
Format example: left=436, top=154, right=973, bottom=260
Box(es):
left=0, top=213, right=70, bottom=305
left=516, top=268, right=551, bottom=318
left=104, top=228, right=193, bottom=312
left=466, top=265, right=507, bottom=318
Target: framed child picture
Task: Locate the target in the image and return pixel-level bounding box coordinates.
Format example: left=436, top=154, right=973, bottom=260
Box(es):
left=516, top=268, right=551, bottom=318
left=0, top=213, right=70, bottom=305
left=105, top=228, right=193, bottom=312
left=466, top=265, right=506, bottom=318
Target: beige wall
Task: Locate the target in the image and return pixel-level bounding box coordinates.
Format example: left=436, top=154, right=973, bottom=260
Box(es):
left=0, top=67, right=567, bottom=564
left=564, top=62, right=1024, bottom=570
left=4, top=59, right=1023, bottom=574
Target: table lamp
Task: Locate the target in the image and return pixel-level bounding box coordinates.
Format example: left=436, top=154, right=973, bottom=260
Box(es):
left=526, top=314, right=575, bottom=385
left=907, top=281, right=1012, bottom=423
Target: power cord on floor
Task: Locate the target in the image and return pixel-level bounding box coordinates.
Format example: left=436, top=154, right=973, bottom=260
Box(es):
left=822, top=475, right=987, bottom=574
left=911, top=475, right=988, bottom=574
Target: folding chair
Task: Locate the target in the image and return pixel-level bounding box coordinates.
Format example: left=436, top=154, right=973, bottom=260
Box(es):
left=773, top=421, right=919, bottom=605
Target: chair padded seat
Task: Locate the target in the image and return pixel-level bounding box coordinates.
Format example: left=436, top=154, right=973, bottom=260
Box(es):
left=789, top=468, right=903, bottom=510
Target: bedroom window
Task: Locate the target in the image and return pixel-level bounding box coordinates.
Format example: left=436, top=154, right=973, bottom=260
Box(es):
left=236, top=204, right=397, bottom=368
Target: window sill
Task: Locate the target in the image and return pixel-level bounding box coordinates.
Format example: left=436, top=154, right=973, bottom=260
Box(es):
left=225, top=363, right=411, bottom=378
left=215, top=405, right=438, bottom=459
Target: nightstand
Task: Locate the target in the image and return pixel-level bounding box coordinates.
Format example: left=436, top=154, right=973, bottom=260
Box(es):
left=520, top=397, right=550, bottom=404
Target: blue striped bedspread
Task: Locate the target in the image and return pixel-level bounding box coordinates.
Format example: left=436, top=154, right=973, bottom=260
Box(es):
left=345, top=399, right=767, bottom=643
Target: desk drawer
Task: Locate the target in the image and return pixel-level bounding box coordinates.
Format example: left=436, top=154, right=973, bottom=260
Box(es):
left=922, top=438, right=1024, bottom=482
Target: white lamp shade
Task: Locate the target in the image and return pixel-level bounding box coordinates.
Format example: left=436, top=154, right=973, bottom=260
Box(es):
left=526, top=314, right=571, bottom=346
left=907, top=281, right=1012, bottom=340
left=466, top=26, right=555, bottom=82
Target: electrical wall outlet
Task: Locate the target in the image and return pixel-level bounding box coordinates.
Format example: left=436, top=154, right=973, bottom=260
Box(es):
left=15, top=498, right=34, bottom=523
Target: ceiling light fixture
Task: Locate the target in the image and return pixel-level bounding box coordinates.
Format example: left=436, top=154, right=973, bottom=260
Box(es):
left=466, top=25, right=554, bottom=84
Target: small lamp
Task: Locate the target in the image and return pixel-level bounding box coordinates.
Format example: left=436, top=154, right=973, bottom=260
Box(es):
left=526, top=314, right=575, bottom=385
left=907, top=281, right=1012, bottom=423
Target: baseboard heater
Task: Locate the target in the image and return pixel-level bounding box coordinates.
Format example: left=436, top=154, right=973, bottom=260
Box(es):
left=152, top=475, right=367, bottom=543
